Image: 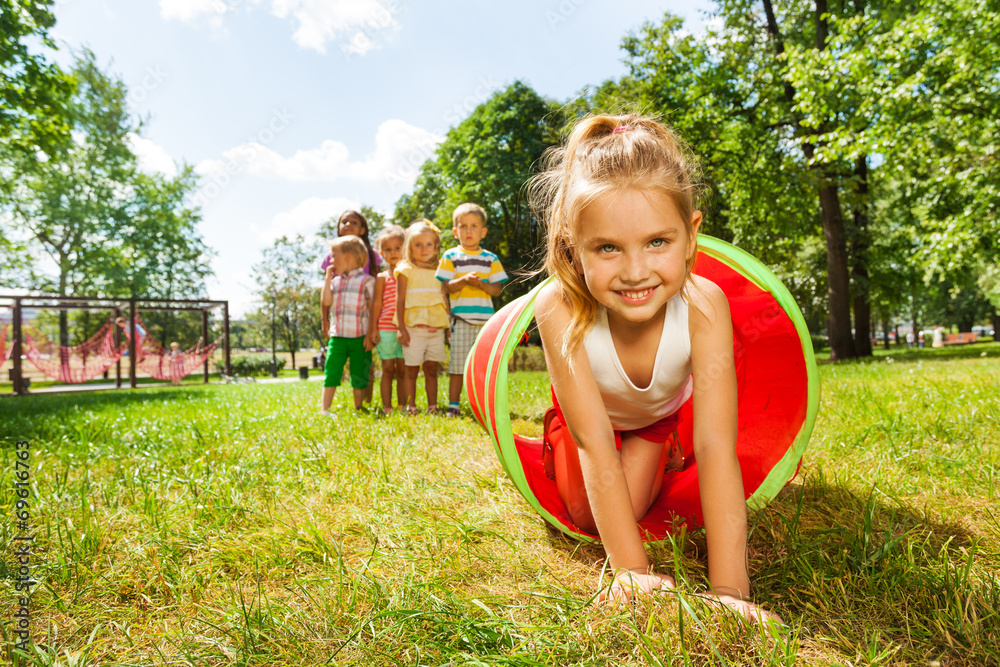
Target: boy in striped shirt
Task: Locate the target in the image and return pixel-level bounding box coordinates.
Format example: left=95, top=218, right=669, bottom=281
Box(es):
left=436, top=202, right=508, bottom=416
left=321, top=236, right=376, bottom=413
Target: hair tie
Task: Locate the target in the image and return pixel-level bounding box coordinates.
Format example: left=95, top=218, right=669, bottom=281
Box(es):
left=612, top=125, right=633, bottom=134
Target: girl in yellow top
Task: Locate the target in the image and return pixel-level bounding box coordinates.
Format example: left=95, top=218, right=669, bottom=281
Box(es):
left=395, top=220, right=450, bottom=414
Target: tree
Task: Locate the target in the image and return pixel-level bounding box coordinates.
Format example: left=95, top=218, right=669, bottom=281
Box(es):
left=7, top=52, right=212, bottom=299
left=784, top=0, right=1000, bottom=339
left=394, top=81, right=565, bottom=303
left=250, top=235, right=322, bottom=369
left=0, top=0, right=73, bottom=161
left=595, top=13, right=825, bottom=334
left=6, top=51, right=214, bottom=360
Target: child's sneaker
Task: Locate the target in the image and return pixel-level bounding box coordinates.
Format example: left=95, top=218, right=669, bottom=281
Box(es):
left=320, top=410, right=331, bottom=417
left=446, top=407, right=460, bottom=418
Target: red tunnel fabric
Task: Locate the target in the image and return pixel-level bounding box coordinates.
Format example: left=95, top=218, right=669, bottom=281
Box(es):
left=466, top=242, right=814, bottom=543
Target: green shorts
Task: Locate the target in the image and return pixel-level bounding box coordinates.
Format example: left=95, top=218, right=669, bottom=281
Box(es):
left=376, top=330, right=404, bottom=360
left=324, top=336, right=372, bottom=389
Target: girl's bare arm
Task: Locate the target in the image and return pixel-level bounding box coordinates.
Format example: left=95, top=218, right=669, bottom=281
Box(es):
left=395, top=273, right=410, bottom=346
left=321, top=267, right=334, bottom=337
left=688, top=275, right=780, bottom=622
left=370, top=274, right=387, bottom=344
left=535, top=283, right=649, bottom=575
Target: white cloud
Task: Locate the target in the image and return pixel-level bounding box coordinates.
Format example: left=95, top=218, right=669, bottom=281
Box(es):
left=159, top=0, right=235, bottom=27
left=195, top=119, right=441, bottom=190
left=161, top=0, right=400, bottom=55
left=260, top=195, right=359, bottom=243
left=272, top=0, right=400, bottom=54
left=352, top=119, right=442, bottom=185
left=128, top=134, right=178, bottom=178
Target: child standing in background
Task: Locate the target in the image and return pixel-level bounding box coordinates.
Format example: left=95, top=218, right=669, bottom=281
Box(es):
left=320, top=236, right=376, bottom=413
left=436, top=202, right=507, bottom=417
left=319, top=209, right=382, bottom=279
left=321, top=209, right=383, bottom=404
left=370, top=225, right=407, bottom=414
left=395, top=220, right=449, bottom=415
left=168, top=341, right=183, bottom=385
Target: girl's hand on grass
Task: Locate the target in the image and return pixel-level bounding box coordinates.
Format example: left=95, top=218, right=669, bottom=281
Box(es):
left=599, top=569, right=675, bottom=605
left=713, top=593, right=784, bottom=626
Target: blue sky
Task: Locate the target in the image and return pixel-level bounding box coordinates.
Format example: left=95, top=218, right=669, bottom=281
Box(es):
left=50, top=0, right=713, bottom=316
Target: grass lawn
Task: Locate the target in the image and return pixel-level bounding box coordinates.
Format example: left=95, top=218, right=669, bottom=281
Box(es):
left=2, top=345, right=999, bottom=665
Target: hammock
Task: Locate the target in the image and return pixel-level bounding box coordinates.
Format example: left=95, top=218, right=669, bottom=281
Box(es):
left=23, top=318, right=127, bottom=383
left=136, top=329, right=220, bottom=382
left=465, top=235, right=820, bottom=543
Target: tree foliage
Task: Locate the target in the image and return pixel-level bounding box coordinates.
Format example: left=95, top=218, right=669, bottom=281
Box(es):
left=571, top=2, right=1000, bottom=352
left=394, top=81, right=565, bottom=303
left=0, top=0, right=73, bottom=159
left=249, top=234, right=322, bottom=367
left=5, top=50, right=212, bottom=300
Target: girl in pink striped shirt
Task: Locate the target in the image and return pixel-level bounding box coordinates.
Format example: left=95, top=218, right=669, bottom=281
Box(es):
left=370, top=225, right=406, bottom=414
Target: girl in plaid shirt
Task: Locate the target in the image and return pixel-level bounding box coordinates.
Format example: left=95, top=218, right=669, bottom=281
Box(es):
left=320, top=236, right=376, bottom=413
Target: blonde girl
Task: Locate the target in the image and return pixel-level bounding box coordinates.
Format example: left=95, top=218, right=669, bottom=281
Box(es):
left=395, top=220, right=449, bottom=414
left=370, top=225, right=407, bottom=414
left=531, top=114, right=779, bottom=623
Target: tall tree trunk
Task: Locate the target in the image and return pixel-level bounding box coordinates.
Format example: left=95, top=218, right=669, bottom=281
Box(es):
left=851, top=155, right=872, bottom=356
left=882, top=319, right=891, bottom=350
left=820, top=183, right=855, bottom=360
left=992, top=312, right=1000, bottom=342
left=763, top=0, right=856, bottom=360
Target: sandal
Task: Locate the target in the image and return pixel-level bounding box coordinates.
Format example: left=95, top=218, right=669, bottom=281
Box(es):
left=664, top=431, right=686, bottom=473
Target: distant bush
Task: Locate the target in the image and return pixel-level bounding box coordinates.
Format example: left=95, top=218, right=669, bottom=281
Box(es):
left=810, top=335, right=828, bottom=352
left=508, top=345, right=547, bottom=372
left=217, top=355, right=286, bottom=377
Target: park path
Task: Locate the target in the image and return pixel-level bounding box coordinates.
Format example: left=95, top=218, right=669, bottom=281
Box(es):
left=8, top=373, right=324, bottom=396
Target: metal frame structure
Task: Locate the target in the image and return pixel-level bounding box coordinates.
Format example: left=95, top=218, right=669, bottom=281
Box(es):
left=1, top=295, right=231, bottom=396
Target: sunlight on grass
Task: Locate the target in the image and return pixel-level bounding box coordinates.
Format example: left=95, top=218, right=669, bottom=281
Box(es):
left=2, top=349, right=1000, bottom=664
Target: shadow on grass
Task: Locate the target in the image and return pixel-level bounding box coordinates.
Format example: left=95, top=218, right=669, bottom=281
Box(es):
left=532, top=468, right=1000, bottom=665
left=745, top=473, right=995, bottom=664
left=817, top=340, right=1000, bottom=365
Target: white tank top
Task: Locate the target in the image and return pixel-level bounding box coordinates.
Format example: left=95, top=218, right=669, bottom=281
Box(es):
left=583, top=294, right=693, bottom=431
